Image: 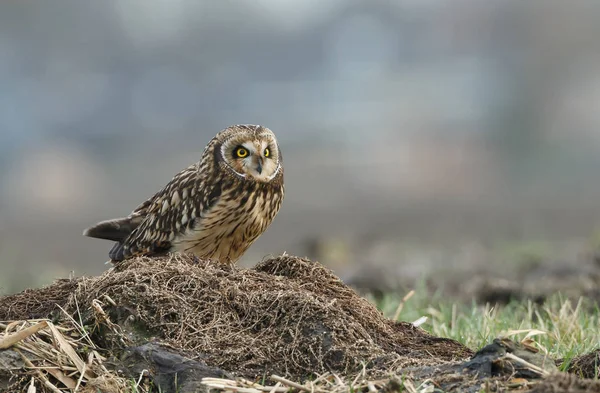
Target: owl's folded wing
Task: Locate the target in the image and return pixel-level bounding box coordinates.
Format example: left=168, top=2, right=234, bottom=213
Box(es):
left=84, top=163, right=206, bottom=261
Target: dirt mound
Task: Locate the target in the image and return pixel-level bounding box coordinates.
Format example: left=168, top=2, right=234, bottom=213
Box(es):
left=0, top=254, right=470, bottom=381
left=3, top=254, right=600, bottom=392
left=530, top=373, right=600, bottom=393
left=0, top=277, right=82, bottom=320
left=566, top=348, right=600, bottom=380
left=0, top=255, right=600, bottom=393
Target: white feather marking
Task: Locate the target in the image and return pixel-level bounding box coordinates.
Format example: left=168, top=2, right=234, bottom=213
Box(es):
left=161, top=199, right=169, bottom=214
left=171, top=191, right=180, bottom=205
left=266, top=163, right=282, bottom=181
left=182, top=188, right=188, bottom=200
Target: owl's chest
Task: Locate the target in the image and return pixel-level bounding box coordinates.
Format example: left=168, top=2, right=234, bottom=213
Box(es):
left=173, top=184, right=282, bottom=261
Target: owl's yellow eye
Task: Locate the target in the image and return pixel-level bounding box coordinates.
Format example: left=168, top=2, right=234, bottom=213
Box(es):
left=264, top=148, right=270, bottom=157
left=235, top=147, right=249, bottom=158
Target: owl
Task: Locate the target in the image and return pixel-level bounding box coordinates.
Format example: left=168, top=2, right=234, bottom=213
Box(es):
left=83, top=124, right=284, bottom=264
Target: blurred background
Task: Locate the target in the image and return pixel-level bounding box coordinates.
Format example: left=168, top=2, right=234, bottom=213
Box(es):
left=2, top=0, right=600, bottom=297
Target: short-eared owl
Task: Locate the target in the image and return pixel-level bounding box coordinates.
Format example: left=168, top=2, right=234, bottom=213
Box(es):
left=83, top=124, right=284, bottom=263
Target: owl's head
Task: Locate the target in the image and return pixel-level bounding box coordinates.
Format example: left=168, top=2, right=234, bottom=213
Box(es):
left=212, top=124, right=282, bottom=183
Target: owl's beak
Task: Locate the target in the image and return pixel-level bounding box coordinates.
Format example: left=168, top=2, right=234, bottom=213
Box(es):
left=252, top=155, right=264, bottom=175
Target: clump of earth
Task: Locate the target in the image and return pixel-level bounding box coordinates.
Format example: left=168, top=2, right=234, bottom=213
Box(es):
left=0, top=254, right=598, bottom=392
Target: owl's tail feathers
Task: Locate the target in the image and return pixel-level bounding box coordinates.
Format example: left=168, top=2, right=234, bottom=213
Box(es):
left=108, top=241, right=128, bottom=262
left=83, top=217, right=138, bottom=242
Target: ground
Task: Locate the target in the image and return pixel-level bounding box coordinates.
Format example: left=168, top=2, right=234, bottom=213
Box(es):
left=0, top=254, right=599, bottom=392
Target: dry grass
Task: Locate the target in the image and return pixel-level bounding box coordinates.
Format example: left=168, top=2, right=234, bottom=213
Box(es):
left=0, top=314, right=129, bottom=392
left=201, top=371, right=424, bottom=393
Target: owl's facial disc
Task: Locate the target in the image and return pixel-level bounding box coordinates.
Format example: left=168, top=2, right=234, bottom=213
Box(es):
left=222, top=136, right=280, bottom=182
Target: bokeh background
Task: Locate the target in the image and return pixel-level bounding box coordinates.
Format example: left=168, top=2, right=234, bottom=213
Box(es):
left=2, top=0, right=600, bottom=296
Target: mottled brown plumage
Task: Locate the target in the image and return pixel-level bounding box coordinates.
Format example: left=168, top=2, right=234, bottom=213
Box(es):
left=83, top=125, right=284, bottom=263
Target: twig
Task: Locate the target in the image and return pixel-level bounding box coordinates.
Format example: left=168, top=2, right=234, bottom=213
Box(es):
left=74, top=363, right=87, bottom=392
left=351, top=363, right=366, bottom=387
left=0, top=321, right=48, bottom=349
left=56, top=303, right=95, bottom=348
left=393, top=290, right=415, bottom=321
left=25, top=366, right=77, bottom=370
left=332, top=374, right=344, bottom=386
left=202, top=378, right=289, bottom=393
left=269, top=381, right=282, bottom=393
left=27, top=377, right=36, bottom=393
left=16, top=349, right=63, bottom=393
left=44, top=367, right=77, bottom=389
left=223, top=386, right=262, bottom=393
left=504, top=353, right=550, bottom=376
left=201, top=381, right=262, bottom=393
left=47, top=321, right=96, bottom=379
left=103, top=294, right=117, bottom=306
left=271, top=375, right=311, bottom=392
left=310, top=372, right=331, bottom=385
left=402, top=379, right=418, bottom=393
left=135, top=369, right=149, bottom=389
